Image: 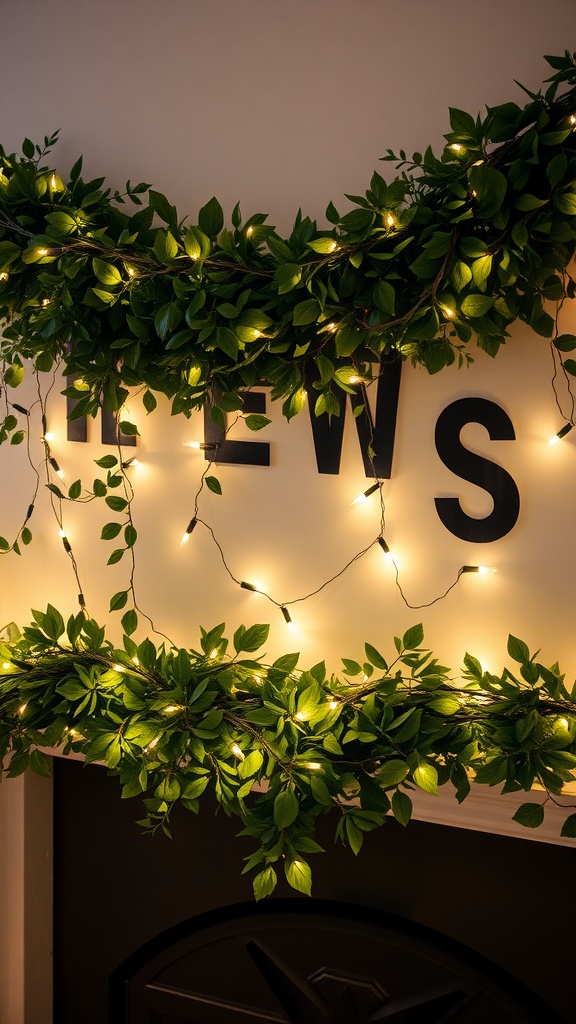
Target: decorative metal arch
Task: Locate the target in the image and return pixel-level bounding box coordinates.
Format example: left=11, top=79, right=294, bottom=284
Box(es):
left=109, top=899, right=568, bottom=1023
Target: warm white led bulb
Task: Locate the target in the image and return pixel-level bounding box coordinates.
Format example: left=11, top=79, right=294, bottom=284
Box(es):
left=231, top=743, right=245, bottom=760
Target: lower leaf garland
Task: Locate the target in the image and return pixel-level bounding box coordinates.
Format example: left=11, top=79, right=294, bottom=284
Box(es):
left=1, top=606, right=575, bottom=899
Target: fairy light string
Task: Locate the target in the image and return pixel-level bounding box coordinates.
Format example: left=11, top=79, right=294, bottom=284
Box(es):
left=3, top=310, right=575, bottom=638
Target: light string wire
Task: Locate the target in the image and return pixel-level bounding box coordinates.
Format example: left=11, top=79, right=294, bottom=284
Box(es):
left=549, top=280, right=576, bottom=428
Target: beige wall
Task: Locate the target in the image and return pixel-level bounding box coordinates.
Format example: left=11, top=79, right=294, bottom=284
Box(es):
left=1, top=3, right=575, bottom=1019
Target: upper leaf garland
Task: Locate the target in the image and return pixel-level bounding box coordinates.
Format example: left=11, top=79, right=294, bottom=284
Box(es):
left=0, top=607, right=575, bottom=899
left=0, top=52, right=575, bottom=428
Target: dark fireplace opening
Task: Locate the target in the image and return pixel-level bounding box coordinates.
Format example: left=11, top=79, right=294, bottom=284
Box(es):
left=109, top=900, right=569, bottom=1023
left=53, top=759, right=576, bottom=1024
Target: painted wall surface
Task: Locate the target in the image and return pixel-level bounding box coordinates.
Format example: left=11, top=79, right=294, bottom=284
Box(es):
left=1, top=0, right=575, bottom=681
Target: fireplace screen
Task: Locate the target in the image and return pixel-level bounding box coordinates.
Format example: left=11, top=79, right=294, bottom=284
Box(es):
left=109, top=899, right=567, bottom=1023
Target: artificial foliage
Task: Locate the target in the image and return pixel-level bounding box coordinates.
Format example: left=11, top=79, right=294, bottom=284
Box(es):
left=1, top=53, right=576, bottom=895
left=0, top=607, right=575, bottom=897
left=0, top=54, right=575, bottom=428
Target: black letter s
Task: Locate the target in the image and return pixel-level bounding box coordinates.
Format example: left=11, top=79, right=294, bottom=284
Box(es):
left=434, top=397, right=520, bottom=543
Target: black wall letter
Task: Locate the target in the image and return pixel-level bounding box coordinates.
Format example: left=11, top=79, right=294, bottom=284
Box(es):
left=434, top=397, right=519, bottom=543
left=305, top=354, right=402, bottom=478
left=203, top=390, right=270, bottom=466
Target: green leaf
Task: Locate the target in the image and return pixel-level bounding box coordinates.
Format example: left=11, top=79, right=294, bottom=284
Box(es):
left=124, top=524, right=137, bottom=547
left=391, top=790, right=412, bottom=826
left=121, top=609, right=138, bottom=635
left=149, top=189, right=177, bottom=226
left=373, top=280, right=396, bottom=315
left=198, top=197, right=224, bottom=237
left=471, top=254, right=493, bottom=288
left=29, top=749, right=53, bottom=779
left=118, top=420, right=139, bottom=436
left=460, top=294, right=494, bottom=317
left=184, top=226, right=211, bottom=261
left=274, top=786, right=299, bottom=829
left=307, top=237, right=338, bottom=254
left=335, top=324, right=364, bottom=357
left=107, top=548, right=124, bottom=565
left=512, top=802, right=544, bottom=828
left=142, top=390, right=157, bottom=413
left=556, top=192, right=576, bottom=216
left=285, top=857, right=312, bottom=896
left=560, top=813, right=576, bottom=838
left=275, top=263, right=302, bottom=294
left=92, top=258, right=122, bottom=286
left=402, top=623, right=424, bottom=650
left=449, top=107, right=476, bottom=137
left=244, top=414, right=271, bottom=432
left=364, top=642, right=387, bottom=670
left=507, top=634, right=530, bottom=664
left=514, top=194, right=548, bottom=211
left=238, top=750, right=264, bottom=779
left=413, top=762, right=438, bottom=795
left=253, top=865, right=277, bottom=901
left=234, top=623, right=269, bottom=653
left=205, top=475, right=222, bottom=495
left=452, top=260, right=472, bottom=292
left=105, top=495, right=128, bottom=512
left=0, top=240, right=21, bottom=272
left=376, top=759, right=408, bottom=787
left=428, top=695, right=461, bottom=715
left=4, top=364, right=24, bottom=388
left=109, top=590, right=129, bottom=612
left=293, top=299, right=319, bottom=326
left=94, top=455, right=118, bottom=469
left=554, top=334, right=576, bottom=352
left=468, top=165, right=507, bottom=219
left=154, top=776, right=181, bottom=803
left=101, top=522, right=122, bottom=540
